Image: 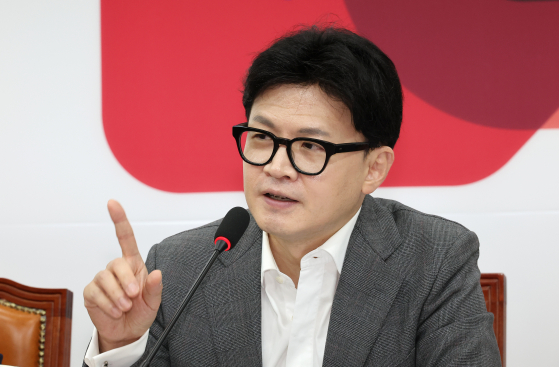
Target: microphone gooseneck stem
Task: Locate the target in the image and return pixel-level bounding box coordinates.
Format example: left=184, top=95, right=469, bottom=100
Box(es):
left=140, top=249, right=221, bottom=367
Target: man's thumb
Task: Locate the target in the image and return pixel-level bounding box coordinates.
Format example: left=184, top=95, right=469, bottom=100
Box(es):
left=143, top=270, right=163, bottom=311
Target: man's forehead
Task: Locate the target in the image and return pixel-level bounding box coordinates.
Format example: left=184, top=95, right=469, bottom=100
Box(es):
left=255, top=84, right=349, bottom=113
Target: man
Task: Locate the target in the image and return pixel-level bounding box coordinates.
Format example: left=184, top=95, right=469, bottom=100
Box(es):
left=83, top=26, right=501, bottom=366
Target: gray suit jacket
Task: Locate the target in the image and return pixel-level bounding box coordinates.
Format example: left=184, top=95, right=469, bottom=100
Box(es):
left=129, top=196, right=501, bottom=366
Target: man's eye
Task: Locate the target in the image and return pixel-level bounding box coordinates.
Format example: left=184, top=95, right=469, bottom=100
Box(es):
left=253, top=133, right=270, bottom=140
left=302, top=142, right=323, bottom=151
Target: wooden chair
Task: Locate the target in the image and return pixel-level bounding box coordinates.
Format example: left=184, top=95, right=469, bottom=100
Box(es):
left=480, top=273, right=506, bottom=367
left=0, top=278, right=73, bottom=367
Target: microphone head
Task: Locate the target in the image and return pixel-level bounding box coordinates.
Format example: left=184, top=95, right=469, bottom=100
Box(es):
left=213, top=207, right=250, bottom=252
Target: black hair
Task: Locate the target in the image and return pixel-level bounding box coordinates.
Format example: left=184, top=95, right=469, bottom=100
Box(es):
left=242, top=26, right=403, bottom=149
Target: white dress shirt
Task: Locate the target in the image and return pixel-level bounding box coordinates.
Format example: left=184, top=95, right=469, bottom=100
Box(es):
left=84, top=208, right=360, bottom=367
left=261, top=207, right=360, bottom=367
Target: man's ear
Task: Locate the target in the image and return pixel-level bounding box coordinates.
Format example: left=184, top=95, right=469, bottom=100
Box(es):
left=362, top=146, right=395, bottom=195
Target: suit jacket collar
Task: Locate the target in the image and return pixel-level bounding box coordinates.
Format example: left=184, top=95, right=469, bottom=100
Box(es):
left=355, top=195, right=403, bottom=260
left=216, top=214, right=262, bottom=268
left=203, top=215, right=263, bottom=366
left=323, top=195, right=404, bottom=366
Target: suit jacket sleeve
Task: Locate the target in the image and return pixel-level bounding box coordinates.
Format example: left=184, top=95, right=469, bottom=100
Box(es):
left=131, top=243, right=172, bottom=367
left=415, top=230, right=502, bottom=366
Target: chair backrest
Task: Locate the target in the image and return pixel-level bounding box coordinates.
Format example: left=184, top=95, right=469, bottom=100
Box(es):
left=0, top=278, right=72, bottom=367
left=480, top=273, right=506, bottom=367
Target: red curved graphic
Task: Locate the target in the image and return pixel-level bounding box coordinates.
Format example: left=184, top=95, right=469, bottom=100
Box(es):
left=386, top=88, right=535, bottom=186
left=345, top=0, right=559, bottom=130
left=101, top=0, right=557, bottom=192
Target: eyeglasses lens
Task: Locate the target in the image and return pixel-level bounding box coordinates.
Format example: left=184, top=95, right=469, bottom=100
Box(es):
left=290, top=140, right=326, bottom=174
left=240, top=131, right=275, bottom=164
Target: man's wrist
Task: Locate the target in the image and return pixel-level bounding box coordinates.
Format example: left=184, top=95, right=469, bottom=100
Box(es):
left=99, top=335, right=143, bottom=353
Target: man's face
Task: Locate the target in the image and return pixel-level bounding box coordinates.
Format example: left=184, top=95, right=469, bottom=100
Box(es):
left=243, top=84, right=371, bottom=245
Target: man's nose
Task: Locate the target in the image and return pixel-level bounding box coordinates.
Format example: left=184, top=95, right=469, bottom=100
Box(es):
left=263, top=146, right=298, bottom=180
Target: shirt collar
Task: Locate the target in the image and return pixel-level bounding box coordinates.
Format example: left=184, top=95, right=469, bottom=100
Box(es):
left=260, top=207, right=361, bottom=284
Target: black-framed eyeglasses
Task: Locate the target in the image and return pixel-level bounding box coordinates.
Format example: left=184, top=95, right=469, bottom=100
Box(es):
left=232, top=123, right=371, bottom=175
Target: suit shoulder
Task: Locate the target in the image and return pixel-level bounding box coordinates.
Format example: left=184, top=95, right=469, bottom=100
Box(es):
left=161, top=218, right=221, bottom=246
left=147, top=218, right=223, bottom=266
left=373, top=197, right=474, bottom=247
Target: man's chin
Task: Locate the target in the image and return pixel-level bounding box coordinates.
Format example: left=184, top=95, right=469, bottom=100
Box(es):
left=252, top=212, right=298, bottom=237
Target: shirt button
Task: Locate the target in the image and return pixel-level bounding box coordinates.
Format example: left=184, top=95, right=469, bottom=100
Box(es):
left=276, top=276, right=284, bottom=284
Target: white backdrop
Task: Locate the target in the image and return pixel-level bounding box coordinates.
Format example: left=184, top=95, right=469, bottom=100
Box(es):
left=1, top=2, right=558, bottom=366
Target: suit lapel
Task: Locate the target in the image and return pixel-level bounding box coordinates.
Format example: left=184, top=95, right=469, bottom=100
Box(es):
left=203, top=216, right=263, bottom=366
left=323, top=196, right=404, bottom=367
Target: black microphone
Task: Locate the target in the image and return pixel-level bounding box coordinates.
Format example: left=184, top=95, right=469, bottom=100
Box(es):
left=140, top=207, right=250, bottom=367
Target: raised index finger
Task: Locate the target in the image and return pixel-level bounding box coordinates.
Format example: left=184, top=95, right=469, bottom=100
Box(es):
left=107, top=199, right=140, bottom=259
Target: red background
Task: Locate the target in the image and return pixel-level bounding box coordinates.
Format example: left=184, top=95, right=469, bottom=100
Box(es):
left=101, top=0, right=559, bottom=192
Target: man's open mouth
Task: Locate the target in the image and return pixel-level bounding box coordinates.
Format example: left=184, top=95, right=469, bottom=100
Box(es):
left=265, top=193, right=297, bottom=202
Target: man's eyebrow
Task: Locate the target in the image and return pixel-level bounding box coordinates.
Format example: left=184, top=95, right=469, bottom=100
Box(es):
left=252, top=115, right=331, bottom=137
left=252, top=115, right=275, bottom=128
left=297, top=127, right=330, bottom=137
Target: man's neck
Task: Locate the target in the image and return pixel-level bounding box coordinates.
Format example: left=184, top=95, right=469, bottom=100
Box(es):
left=268, top=235, right=320, bottom=288
left=267, top=214, right=357, bottom=287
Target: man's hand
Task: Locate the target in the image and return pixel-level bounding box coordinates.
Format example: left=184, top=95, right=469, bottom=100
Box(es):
left=83, top=200, right=163, bottom=352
